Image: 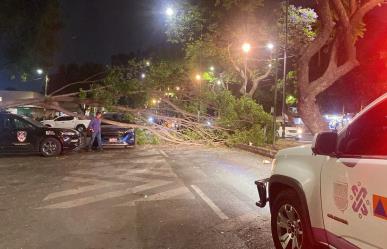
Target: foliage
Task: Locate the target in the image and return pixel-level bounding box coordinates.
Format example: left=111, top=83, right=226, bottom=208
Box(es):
left=135, top=128, right=160, bottom=145
left=207, top=90, right=273, bottom=144
left=0, top=0, right=62, bottom=77
left=165, top=1, right=205, bottom=44
left=228, top=124, right=267, bottom=146
left=277, top=4, right=318, bottom=54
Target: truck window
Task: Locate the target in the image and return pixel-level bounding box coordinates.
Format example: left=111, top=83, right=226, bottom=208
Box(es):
left=56, top=116, right=74, bottom=121
left=338, top=99, right=387, bottom=156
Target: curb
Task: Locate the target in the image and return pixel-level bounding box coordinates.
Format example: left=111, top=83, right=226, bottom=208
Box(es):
left=234, top=144, right=277, bottom=158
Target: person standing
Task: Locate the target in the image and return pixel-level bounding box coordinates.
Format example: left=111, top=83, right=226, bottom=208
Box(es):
left=88, top=111, right=103, bottom=151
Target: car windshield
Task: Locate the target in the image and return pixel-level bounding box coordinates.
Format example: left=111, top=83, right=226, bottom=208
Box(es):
left=22, top=116, right=44, bottom=128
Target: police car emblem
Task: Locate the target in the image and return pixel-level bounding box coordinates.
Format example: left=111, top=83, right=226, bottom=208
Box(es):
left=17, top=131, right=27, bottom=143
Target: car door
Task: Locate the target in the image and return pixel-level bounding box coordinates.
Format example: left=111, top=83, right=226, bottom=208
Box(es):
left=1, top=115, right=37, bottom=153
left=321, top=98, right=387, bottom=249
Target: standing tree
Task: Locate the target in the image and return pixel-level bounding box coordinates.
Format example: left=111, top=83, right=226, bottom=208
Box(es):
left=297, top=0, right=385, bottom=133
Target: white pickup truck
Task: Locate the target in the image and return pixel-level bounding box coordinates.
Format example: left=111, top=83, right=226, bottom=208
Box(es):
left=41, top=116, right=90, bottom=132
left=256, top=93, right=387, bottom=249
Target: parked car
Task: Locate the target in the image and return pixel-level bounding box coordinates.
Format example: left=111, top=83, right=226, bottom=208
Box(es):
left=255, top=92, right=387, bottom=248
left=277, top=121, right=302, bottom=139
left=0, top=112, right=80, bottom=157
left=41, top=116, right=90, bottom=132
left=97, top=123, right=135, bottom=148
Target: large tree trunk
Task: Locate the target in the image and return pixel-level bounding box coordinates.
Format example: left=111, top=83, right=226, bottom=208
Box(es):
left=298, top=97, right=327, bottom=134
left=296, top=0, right=382, bottom=134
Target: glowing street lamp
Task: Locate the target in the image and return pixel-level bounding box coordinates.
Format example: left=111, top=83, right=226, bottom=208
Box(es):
left=36, top=68, right=44, bottom=75
left=216, top=80, right=222, bottom=85
left=145, top=61, right=151, bottom=66
left=266, top=42, right=274, bottom=51
left=209, top=66, right=215, bottom=72
left=166, top=7, right=174, bottom=17
left=141, top=73, right=146, bottom=79
left=152, top=99, right=157, bottom=104
left=195, top=74, right=202, bottom=81
left=242, top=43, right=251, bottom=54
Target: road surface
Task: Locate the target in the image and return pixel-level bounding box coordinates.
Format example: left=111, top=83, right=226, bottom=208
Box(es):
left=0, top=145, right=274, bottom=249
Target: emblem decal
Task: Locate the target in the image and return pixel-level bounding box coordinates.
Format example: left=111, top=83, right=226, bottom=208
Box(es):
left=350, top=182, right=370, bottom=219
left=333, top=181, right=348, bottom=211
left=46, top=130, right=55, bottom=135
left=373, top=195, right=387, bottom=221
left=17, top=131, right=27, bottom=143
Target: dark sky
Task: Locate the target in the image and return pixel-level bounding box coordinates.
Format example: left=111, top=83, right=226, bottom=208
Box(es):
left=1, top=0, right=387, bottom=93
left=55, top=0, right=169, bottom=65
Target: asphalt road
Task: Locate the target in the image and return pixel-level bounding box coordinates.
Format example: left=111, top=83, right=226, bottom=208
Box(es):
left=0, top=145, right=274, bottom=249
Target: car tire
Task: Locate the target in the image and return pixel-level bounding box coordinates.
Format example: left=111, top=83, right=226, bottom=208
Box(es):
left=271, top=190, right=314, bottom=249
left=76, top=125, right=86, bottom=133
left=40, top=138, right=62, bottom=157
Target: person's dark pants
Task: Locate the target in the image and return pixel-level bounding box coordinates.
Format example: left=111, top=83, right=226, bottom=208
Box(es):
left=89, top=131, right=102, bottom=150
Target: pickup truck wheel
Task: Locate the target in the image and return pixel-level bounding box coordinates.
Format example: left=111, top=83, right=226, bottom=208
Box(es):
left=40, top=138, right=62, bottom=157
left=271, top=190, right=313, bottom=249
left=76, top=125, right=86, bottom=133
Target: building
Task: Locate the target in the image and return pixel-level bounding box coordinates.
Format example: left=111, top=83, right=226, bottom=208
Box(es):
left=0, top=90, right=45, bottom=118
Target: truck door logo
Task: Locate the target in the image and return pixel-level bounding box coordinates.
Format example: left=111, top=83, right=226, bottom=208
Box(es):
left=17, top=131, right=27, bottom=143
left=350, top=182, right=370, bottom=219
left=373, top=195, right=387, bottom=221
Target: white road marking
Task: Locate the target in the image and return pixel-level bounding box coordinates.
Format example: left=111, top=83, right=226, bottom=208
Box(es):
left=39, top=180, right=171, bottom=209
left=117, top=186, right=195, bottom=206
left=159, top=149, right=169, bottom=158
left=191, top=185, right=229, bottom=220
left=43, top=177, right=124, bottom=201
left=70, top=171, right=151, bottom=182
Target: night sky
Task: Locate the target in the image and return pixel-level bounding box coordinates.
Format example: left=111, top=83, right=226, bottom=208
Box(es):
left=55, top=0, right=168, bottom=65
left=1, top=0, right=387, bottom=96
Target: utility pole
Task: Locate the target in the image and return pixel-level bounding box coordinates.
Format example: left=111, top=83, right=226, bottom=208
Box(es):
left=281, top=0, right=289, bottom=138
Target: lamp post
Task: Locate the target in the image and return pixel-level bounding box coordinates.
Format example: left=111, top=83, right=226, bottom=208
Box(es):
left=242, top=43, right=251, bottom=94
left=272, top=48, right=280, bottom=145
left=195, top=74, right=202, bottom=121
left=282, top=0, right=289, bottom=138
left=37, top=69, right=49, bottom=97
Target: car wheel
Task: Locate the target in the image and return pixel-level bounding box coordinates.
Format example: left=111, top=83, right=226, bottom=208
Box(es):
left=271, top=190, right=313, bottom=249
left=40, top=138, right=62, bottom=157
left=76, top=125, right=86, bottom=133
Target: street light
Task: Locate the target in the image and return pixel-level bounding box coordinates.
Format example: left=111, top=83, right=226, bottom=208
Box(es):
left=37, top=68, right=49, bottom=96
left=242, top=43, right=251, bottom=54
left=216, top=80, right=222, bottom=85
left=146, top=61, right=151, bottom=67
left=266, top=42, right=274, bottom=51
left=141, top=73, right=146, bottom=79
left=166, top=7, right=174, bottom=17
left=195, top=74, right=201, bottom=81
left=209, top=66, right=215, bottom=72
left=36, top=69, right=43, bottom=75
